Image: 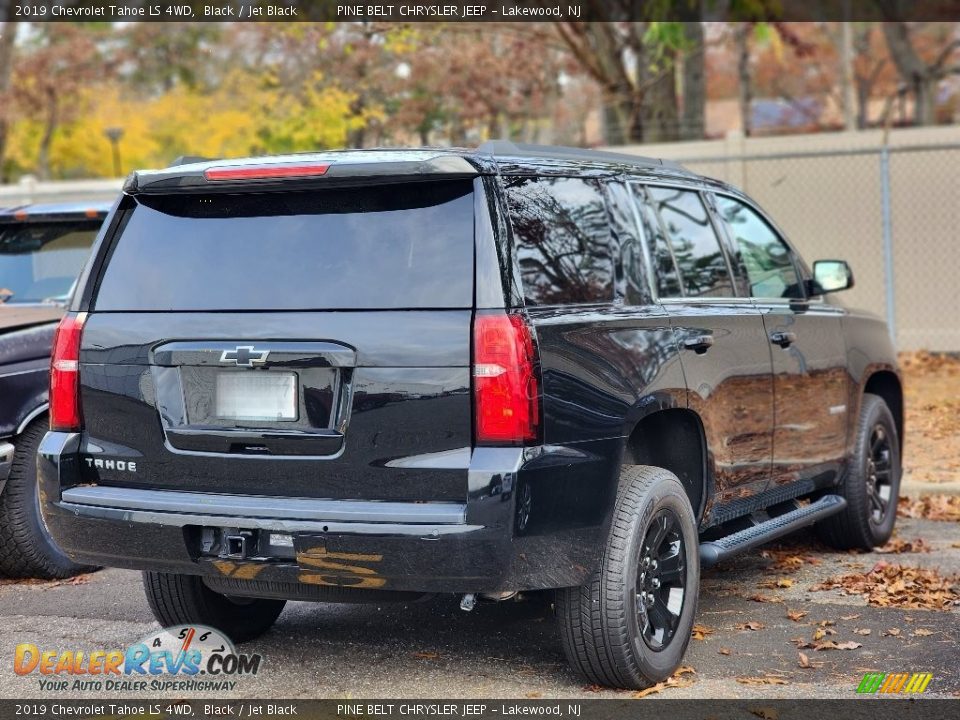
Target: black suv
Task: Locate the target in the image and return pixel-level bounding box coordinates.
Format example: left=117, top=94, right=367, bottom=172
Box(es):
left=38, top=144, right=902, bottom=689
left=0, top=202, right=109, bottom=578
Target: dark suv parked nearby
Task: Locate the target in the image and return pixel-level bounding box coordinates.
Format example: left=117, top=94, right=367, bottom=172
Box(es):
left=0, top=202, right=109, bottom=578
left=38, top=144, right=902, bottom=689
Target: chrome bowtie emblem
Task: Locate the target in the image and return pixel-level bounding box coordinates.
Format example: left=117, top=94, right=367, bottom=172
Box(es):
left=220, top=346, right=269, bottom=367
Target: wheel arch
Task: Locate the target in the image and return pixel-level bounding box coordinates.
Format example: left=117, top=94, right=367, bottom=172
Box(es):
left=863, top=371, right=903, bottom=453
left=621, top=407, right=709, bottom=524
left=16, top=403, right=49, bottom=436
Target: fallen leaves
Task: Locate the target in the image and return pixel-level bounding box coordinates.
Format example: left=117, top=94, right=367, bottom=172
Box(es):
left=748, top=593, right=784, bottom=604
left=736, top=674, right=789, bottom=686
left=882, top=628, right=902, bottom=637
left=810, top=562, right=960, bottom=610
left=793, top=637, right=862, bottom=651
left=1, top=573, right=96, bottom=590
left=759, top=548, right=822, bottom=574
left=734, top=621, right=766, bottom=631
left=41, top=574, right=94, bottom=590
left=797, top=652, right=823, bottom=669
left=898, top=495, right=960, bottom=522
left=822, top=641, right=863, bottom=650
left=632, top=666, right=696, bottom=698
left=876, top=537, right=932, bottom=554
left=792, top=625, right=862, bottom=652
left=812, top=627, right=828, bottom=641
left=911, top=628, right=935, bottom=637
left=411, top=650, right=440, bottom=660
left=691, top=624, right=714, bottom=640
left=853, top=628, right=872, bottom=636
left=758, top=577, right=794, bottom=589
left=899, top=350, right=959, bottom=374
left=718, top=647, right=732, bottom=656
left=786, top=609, right=808, bottom=622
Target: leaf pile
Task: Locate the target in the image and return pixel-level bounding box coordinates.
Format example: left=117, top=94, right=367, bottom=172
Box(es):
left=810, top=562, right=960, bottom=610
left=898, top=495, right=960, bottom=522
left=898, top=350, right=960, bottom=374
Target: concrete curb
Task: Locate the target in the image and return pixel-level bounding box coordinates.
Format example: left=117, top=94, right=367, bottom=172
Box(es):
left=900, top=480, right=960, bottom=497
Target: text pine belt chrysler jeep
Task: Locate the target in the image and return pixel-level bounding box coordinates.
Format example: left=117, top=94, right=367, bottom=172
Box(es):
left=39, top=143, right=902, bottom=690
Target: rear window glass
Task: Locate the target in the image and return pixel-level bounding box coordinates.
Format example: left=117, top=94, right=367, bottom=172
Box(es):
left=0, top=221, right=99, bottom=304
left=94, top=181, right=474, bottom=311
left=503, top=176, right=613, bottom=306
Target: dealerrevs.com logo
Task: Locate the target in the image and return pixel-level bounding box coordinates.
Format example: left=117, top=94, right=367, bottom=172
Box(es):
left=14, top=625, right=262, bottom=692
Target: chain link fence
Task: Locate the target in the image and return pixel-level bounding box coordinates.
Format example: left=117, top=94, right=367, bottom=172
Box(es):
left=621, top=134, right=960, bottom=352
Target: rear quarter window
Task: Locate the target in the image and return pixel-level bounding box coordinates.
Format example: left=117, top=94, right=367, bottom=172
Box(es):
left=502, top=176, right=614, bottom=306
left=93, top=181, right=475, bottom=311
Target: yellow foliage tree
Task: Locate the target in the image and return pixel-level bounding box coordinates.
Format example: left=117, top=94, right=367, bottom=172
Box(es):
left=6, top=71, right=365, bottom=179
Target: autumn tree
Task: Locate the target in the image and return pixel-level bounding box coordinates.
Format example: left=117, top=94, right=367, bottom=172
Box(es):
left=0, top=17, right=17, bottom=179
left=556, top=0, right=708, bottom=144
left=875, top=2, right=960, bottom=125
left=11, top=24, right=110, bottom=178
left=116, top=23, right=221, bottom=95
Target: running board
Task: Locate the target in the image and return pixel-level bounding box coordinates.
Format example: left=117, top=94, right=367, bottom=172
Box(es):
left=699, top=494, right=846, bottom=569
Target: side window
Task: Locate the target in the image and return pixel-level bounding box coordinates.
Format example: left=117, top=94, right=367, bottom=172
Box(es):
left=648, top=186, right=734, bottom=298
left=714, top=195, right=802, bottom=299
left=503, top=176, right=614, bottom=306
left=631, top=185, right=682, bottom=298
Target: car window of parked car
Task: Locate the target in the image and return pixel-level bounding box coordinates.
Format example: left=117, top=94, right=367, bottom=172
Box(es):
left=503, top=176, right=614, bottom=306
left=0, top=222, right=100, bottom=304
left=713, top=194, right=804, bottom=299
left=647, top=186, right=735, bottom=299
left=630, top=184, right=683, bottom=300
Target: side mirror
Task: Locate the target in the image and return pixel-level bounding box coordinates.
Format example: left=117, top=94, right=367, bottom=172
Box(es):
left=810, top=259, right=854, bottom=295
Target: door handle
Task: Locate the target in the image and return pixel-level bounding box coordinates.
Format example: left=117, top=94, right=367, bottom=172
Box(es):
left=683, top=334, right=714, bottom=354
left=770, top=331, right=798, bottom=348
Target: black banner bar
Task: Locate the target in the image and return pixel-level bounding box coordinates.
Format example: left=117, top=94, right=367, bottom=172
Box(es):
left=4, top=0, right=960, bottom=23
left=2, top=699, right=959, bottom=720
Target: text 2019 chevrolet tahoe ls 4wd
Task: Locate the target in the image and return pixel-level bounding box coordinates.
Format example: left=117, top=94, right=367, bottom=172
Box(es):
left=38, top=143, right=902, bottom=689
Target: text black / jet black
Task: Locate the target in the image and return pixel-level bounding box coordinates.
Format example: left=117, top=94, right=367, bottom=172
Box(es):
left=38, top=143, right=902, bottom=689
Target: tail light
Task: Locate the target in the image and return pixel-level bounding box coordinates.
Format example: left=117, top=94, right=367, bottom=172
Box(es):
left=50, top=312, right=87, bottom=432
left=472, top=312, right=540, bottom=445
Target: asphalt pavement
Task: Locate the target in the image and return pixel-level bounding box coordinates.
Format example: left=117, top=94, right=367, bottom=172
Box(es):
left=1, top=516, right=957, bottom=700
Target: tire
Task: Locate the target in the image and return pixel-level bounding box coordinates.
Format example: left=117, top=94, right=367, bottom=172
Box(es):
left=556, top=465, right=699, bottom=690
left=143, top=571, right=286, bottom=643
left=817, top=393, right=901, bottom=551
left=0, top=419, right=94, bottom=579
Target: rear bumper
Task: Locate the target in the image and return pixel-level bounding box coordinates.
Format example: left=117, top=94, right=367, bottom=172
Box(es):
left=38, top=431, right=621, bottom=594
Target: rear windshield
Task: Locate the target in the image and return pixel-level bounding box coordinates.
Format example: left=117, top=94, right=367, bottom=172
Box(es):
left=0, top=221, right=100, bottom=305
left=94, top=181, right=475, bottom=311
